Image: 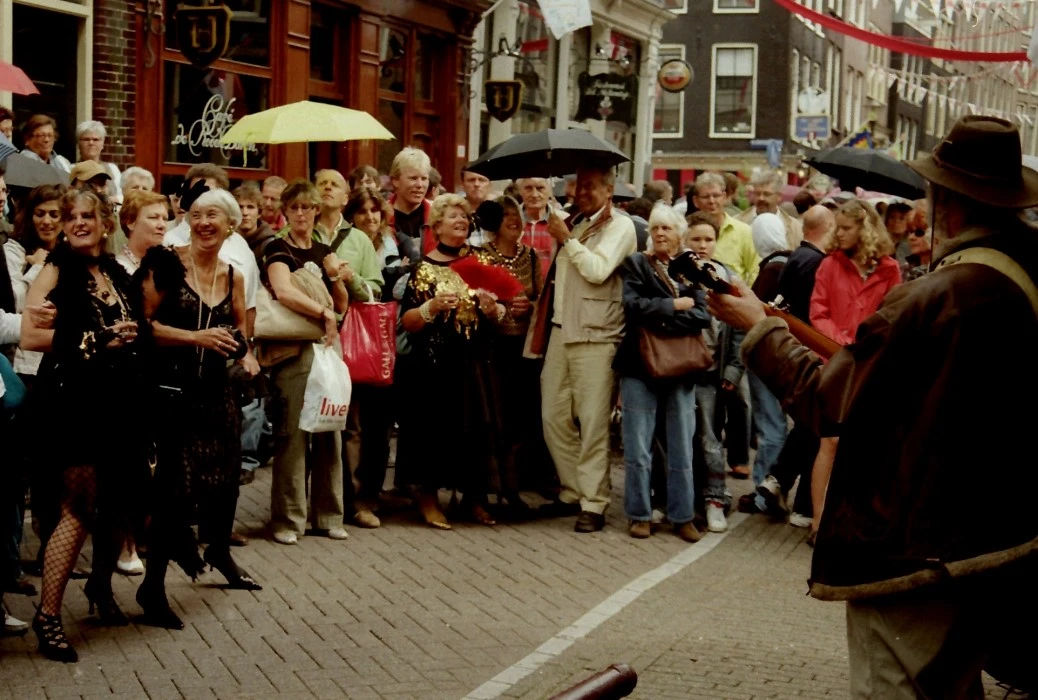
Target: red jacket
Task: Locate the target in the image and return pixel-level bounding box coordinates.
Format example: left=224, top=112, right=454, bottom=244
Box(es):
left=809, top=253, right=901, bottom=345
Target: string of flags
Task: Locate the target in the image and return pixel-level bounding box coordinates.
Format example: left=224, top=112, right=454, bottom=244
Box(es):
left=866, top=60, right=1038, bottom=124
left=870, top=0, right=1038, bottom=21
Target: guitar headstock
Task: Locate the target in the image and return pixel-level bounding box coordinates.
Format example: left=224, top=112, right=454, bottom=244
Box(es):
left=667, top=250, right=734, bottom=294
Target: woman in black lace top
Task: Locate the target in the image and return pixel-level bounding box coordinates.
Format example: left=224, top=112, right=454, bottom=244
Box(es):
left=136, top=189, right=261, bottom=632
left=21, top=189, right=147, bottom=662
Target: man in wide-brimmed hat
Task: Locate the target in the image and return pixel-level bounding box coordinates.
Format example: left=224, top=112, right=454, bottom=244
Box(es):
left=707, top=115, right=1038, bottom=697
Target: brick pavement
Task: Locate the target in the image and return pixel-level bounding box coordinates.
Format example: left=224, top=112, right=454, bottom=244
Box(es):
left=0, top=462, right=1022, bottom=699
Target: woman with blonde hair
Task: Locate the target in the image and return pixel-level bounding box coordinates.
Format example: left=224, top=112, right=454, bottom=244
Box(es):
left=810, top=199, right=900, bottom=346
left=400, top=193, right=507, bottom=529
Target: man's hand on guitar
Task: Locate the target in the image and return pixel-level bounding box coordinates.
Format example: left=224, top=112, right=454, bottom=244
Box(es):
left=706, top=277, right=767, bottom=331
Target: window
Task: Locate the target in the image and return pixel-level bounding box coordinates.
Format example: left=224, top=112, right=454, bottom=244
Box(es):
left=832, top=48, right=842, bottom=130
left=662, top=0, right=687, bottom=11
left=654, top=45, right=686, bottom=138
left=789, top=49, right=800, bottom=141
left=714, top=0, right=759, bottom=12
left=513, top=1, right=558, bottom=135
left=710, top=44, right=757, bottom=138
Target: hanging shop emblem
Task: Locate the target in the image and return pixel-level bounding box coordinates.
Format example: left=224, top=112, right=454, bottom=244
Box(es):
left=657, top=60, right=693, bottom=93
left=573, top=73, right=637, bottom=126
left=175, top=2, right=233, bottom=69
left=484, top=80, right=524, bottom=123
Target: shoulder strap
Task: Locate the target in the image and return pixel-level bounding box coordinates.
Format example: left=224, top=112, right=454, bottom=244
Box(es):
left=937, top=247, right=1038, bottom=318
left=330, top=227, right=351, bottom=254
left=642, top=252, right=679, bottom=298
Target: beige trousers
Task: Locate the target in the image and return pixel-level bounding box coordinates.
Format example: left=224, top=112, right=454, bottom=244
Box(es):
left=540, top=335, right=617, bottom=515
left=270, top=344, right=345, bottom=535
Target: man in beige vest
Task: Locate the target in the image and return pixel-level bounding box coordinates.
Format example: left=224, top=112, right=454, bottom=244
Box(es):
left=541, top=166, right=637, bottom=532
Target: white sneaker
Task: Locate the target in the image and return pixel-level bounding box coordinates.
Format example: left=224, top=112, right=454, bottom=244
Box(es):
left=651, top=508, right=666, bottom=525
left=273, top=531, right=298, bottom=545
left=326, top=527, right=349, bottom=540
left=789, top=512, right=813, bottom=528
left=705, top=501, right=728, bottom=533
left=3, top=611, right=28, bottom=636
left=117, top=554, right=144, bottom=576
left=755, top=475, right=788, bottom=517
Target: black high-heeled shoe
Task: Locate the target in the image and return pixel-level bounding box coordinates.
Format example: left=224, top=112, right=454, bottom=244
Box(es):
left=83, top=579, right=129, bottom=626
left=32, top=609, right=78, bottom=663
left=203, top=548, right=262, bottom=591
left=135, top=584, right=184, bottom=630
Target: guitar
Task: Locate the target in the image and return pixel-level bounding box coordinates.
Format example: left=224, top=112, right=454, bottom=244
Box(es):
left=667, top=251, right=842, bottom=361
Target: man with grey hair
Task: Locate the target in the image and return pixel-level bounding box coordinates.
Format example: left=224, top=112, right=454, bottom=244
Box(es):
left=738, top=168, right=802, bottom=250
left=75, top=120, right=122, bottom=204
left=692, top=172, right=759, bottom=284
left=538, top=165, right=636, bottom=533
left=120, top=166, right=155, bottom=194
left=261, top=175, right=288, bottom=231
left=517, top=177, right=554, bottom=283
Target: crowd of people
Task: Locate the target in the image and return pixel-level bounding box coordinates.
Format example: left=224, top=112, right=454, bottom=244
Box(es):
left=0, top=110, right=1031, bottom=698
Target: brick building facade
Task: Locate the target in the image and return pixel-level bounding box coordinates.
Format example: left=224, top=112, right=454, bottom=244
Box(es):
left=93, top=0, right=137, bottom=168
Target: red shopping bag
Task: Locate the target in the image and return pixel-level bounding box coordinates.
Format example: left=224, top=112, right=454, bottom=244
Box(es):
left=339, top=301, right=398, bottom=386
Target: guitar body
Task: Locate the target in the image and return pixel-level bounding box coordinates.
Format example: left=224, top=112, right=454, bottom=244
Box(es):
left=668, top=250, right=841, bottom=361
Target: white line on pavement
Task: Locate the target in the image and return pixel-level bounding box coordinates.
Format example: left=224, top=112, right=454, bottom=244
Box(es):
left=464, top=512, right=750, bottom=699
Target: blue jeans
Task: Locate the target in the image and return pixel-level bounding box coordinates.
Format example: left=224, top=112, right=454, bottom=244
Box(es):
left=694, top=383, right=729, bottom=505
left=240, top=398, right=269, bottom=473
left=622, top=376, right=695, bottom=525
left=748, top=371, right=788, bottom=485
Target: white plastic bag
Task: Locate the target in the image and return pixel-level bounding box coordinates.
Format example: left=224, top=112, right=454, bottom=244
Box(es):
left=299, top=343, right=352, bottom=433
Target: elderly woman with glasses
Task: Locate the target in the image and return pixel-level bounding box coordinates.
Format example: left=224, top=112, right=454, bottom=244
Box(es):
left=400, top=193, right=507, bottom=529
left=260, top=179, right=351, bottom=546
left=75, top=121, right=122, bottom=205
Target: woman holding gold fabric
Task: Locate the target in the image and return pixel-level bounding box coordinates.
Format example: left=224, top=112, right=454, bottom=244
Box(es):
left=400, top=194, right=507, bottom=530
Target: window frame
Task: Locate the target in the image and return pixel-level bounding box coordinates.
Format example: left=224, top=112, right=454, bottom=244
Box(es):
left=709, top=43, right=758, bottom=139
left=653, top=43, right=686, bottom=139
left=713, top=0, right=759, bottom=14
left=663, top=0, right=688, bottom=13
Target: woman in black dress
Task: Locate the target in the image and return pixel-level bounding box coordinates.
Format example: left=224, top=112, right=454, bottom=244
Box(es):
left=136, top=189, right=261, bottom=630
left=21, top=189, right=145, bottom=662
left=400, top=194, right=507, bottom=529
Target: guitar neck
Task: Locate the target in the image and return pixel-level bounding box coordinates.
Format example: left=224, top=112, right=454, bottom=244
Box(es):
left=762, top=306, right=841, bottom=360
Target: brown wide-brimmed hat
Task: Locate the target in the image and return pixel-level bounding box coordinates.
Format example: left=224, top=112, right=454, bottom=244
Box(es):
left=905, top=115, right=1038, bottom=209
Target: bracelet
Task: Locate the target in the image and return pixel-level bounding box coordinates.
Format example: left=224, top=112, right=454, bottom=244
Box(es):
left=328, top=273, right=341, bottom=283
left=419, top=299, right=436, bottom=323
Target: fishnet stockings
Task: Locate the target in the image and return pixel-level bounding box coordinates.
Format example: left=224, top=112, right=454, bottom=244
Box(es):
left=39, top=466, right=97, bottom=616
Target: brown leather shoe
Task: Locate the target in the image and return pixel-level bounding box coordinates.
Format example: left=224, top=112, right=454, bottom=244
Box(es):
left=353, top=510, right=381, bottom=529
left=675, top=522, right=703, bottom=543
left=574, top=511, right=605, bottom=533
left=628, top=521, right=651, bottom=539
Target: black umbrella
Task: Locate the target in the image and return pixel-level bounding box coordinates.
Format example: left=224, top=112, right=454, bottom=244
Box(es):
left=465, top=128, right=630, bottom=180
left=3, top=152, right=67, bottom=189
left=805, top=147, right=926, bottom=200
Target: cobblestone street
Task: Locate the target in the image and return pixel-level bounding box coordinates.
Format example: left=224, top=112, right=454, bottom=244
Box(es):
left=0, top=464, right=1020, bottom=699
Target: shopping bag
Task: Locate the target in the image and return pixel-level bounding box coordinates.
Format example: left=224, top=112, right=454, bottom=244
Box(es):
left=299, top=344, right=353, bottom=433
left=339, top=301, right=398, bottom=386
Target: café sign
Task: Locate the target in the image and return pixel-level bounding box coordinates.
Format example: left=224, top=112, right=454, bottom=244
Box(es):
left=573, top=72, right=638, bottom=126
left=171, top=94, right=258, bottom=160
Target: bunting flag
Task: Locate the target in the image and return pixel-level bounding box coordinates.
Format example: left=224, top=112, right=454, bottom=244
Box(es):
left=771, top=0, right=1029, bottom=62
left=847, top=128, right=874, bottom=149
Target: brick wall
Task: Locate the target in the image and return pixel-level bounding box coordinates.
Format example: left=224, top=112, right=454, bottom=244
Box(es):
left=93, top=0, right=136, bottom=169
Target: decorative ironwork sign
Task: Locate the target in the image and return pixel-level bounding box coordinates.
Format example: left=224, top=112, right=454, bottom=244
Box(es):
left=175, top=2, right=233, bottom=69
left=485, top=80, right=524, bottom=122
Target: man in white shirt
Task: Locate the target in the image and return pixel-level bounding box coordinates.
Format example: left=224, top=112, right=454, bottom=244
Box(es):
left=540, top=166, right=636, bottom=533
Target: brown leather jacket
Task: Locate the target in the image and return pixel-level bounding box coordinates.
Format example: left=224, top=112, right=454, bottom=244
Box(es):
left=741, top=227, right=1038, bottom=601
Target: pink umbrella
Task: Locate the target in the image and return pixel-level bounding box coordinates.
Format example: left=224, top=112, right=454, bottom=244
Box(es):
left=0, top=61, right=39, bottom=95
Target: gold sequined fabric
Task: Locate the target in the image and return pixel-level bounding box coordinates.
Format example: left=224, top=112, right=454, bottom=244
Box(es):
left=411, top=259, right=481, bottom=337
left=474, top=243, right=536, bottom=336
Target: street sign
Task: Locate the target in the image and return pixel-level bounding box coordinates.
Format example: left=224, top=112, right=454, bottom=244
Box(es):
left=795, top=115, right=831, bottom=140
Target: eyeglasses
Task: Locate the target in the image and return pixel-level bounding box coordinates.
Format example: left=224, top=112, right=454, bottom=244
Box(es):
left=909, top=229, right=928, bottom=237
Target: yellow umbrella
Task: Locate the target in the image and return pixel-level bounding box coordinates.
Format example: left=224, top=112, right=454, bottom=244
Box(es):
left=219, top=100, right=395, bottom=145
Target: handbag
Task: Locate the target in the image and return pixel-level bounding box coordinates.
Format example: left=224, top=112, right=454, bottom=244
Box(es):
left=254, top=267, right=334, bottom=341
left=339, top=301, right=398, bottom=386
left=637, top=254, right=713, bottom=380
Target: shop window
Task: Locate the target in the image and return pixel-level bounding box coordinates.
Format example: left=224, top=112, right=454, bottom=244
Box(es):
left=567, top=27, right=591, bottom=125
left=165, top=0, right=271, bottom=67
left=164, top=63, right=269, bottom=169
left=513, top=1, right=557, bottom=134
left=376, top=25, right=444, bottom=175
left=710, top=44, right=757, bottom=138
left=653, top=45, right=685, bottom=138
left=11, top=4, right=80, bottom=160
left=310, top=4, right=337, bottom=83
left=715, top=0, right=759, bottom=12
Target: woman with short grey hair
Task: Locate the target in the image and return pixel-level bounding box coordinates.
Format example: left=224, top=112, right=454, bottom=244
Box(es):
left=75, top=120, right=122, bottom=204
left=120, top=166, right=155, bottom=194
